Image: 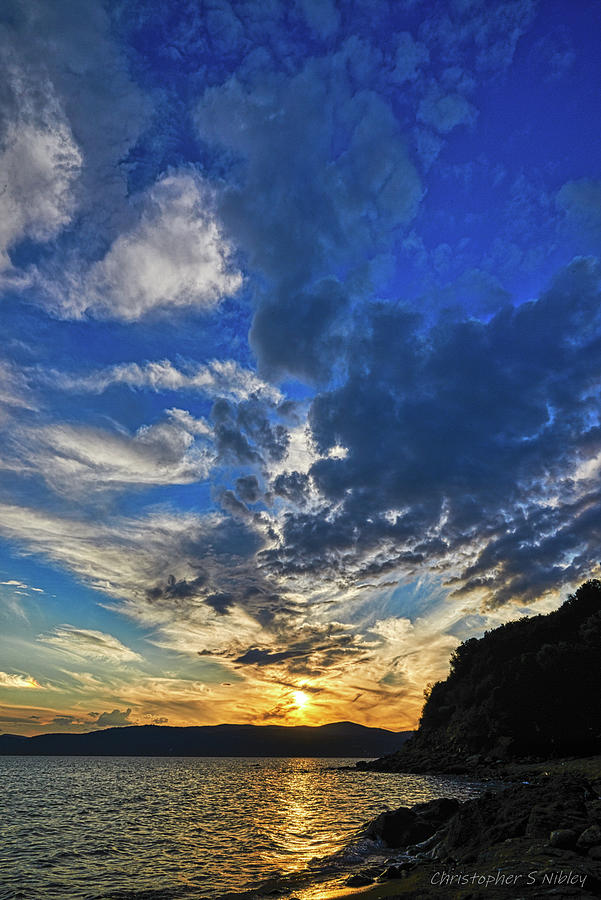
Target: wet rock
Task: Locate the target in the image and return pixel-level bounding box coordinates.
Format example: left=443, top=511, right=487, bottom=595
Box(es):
left=363, top=806, right=431, bottom=847
left=578, top=824, right=601, bottom=849
left=549, top=828, right=577, bottom=848
left=377, top=862, right=413, bottom=880
left=363, top=795, right=460, bottom=848
left=345, top=872, right=373, bottom=886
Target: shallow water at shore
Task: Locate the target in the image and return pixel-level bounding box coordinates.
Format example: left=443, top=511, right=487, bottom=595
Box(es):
left=0, top=756, right=486, bottom=899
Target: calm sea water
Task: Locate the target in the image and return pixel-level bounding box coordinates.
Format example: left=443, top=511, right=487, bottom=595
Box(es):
left=0, top=757, right=484, bottom=900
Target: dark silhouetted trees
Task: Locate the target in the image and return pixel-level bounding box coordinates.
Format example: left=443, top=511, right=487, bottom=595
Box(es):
left=414, top=579, right=601, bottom=759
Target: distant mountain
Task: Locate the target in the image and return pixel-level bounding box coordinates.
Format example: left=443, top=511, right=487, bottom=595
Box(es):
left=363, top=579, right=601, bottom=772
left=0, top=721, right=413, bottom=757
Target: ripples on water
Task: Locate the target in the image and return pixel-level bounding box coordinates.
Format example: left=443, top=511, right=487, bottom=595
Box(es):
left=0, top=756, right=484, bottom=899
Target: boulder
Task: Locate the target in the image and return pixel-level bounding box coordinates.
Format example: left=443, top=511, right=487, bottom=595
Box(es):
left=363, top=796, right=461, bottom=848
left=549, top=828, right=577, bottom=848
left=364, top=806, right=431, bottom=847
left=578, top=824, right=601, bottom=849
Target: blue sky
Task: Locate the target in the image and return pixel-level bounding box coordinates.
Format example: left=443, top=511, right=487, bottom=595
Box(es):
left=1, top=0, right=600, bottom=734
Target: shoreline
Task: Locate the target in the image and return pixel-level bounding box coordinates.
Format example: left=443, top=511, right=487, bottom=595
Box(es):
left=244, top=755, right=601, bottom=900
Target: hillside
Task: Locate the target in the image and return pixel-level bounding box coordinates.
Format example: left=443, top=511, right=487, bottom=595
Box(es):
left=0, top=721, right=412, bottom=757
left=363, top=579, right=601, bottom=772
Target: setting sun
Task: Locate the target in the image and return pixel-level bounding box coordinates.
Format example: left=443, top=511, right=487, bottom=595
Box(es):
left=292, top=690, right=309, bottom=709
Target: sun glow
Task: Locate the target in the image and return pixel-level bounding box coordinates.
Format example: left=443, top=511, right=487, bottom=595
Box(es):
left=292, top=690, right=309, bottom=709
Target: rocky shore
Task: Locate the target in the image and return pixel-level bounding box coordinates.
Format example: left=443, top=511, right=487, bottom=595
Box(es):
left=313, top=765, right=601, bottom=899
left=246, top=759, right=601, bottom=899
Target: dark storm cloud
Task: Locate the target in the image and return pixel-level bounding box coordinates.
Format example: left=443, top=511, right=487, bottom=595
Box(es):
left=232, top=622, right=367, bottom=678
left=272, top=472, right=311, bottom=506
left=147, top=573, right=208, bottom=603
left=211, top=396, right=289, bottom=467
left=204, top=592, right=234, bottom=616
left=235, top=475, right=261, bottom=504
left=262, top=257, right=601, bottom=606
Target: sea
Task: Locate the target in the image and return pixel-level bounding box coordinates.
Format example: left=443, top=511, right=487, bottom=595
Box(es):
left=0, top=756, right=486, bottom=900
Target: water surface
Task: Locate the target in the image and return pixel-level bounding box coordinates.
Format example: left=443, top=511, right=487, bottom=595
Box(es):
left=0, top=756, right=485, bottom=899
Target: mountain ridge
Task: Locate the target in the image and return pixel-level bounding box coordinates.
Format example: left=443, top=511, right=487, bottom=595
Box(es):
left=0, top=720, right=413, bottom=757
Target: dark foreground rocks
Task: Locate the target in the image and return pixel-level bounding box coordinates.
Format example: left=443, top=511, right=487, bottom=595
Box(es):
left=355, top=775, right=601, bottom=897
left=363, top=796, right=461, bottom=847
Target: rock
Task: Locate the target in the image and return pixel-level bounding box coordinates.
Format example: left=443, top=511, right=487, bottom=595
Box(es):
left=439, top=776, right=592, bottom=861
left=363, top=795, right=461, bottom=849
left=377, top=862, right=413, bottom=879
left=345, top=872, right=373, bottom=886
left=549, top=828, right=577, bottom=848
left=413, top=796, right=461, bottom=830
left=577, top=824, right=601, bottom=848
left=363, top=806, right=432, bottom=847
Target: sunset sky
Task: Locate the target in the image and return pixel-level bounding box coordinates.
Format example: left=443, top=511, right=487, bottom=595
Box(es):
left=1, top=0, right=601, bottom=736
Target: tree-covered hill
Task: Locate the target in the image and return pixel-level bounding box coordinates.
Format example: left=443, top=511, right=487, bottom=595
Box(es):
left=364, top=580, right=601, bottom=771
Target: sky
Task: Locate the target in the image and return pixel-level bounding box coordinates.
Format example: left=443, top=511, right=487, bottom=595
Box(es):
left=1, top=0, right=600, bottom=736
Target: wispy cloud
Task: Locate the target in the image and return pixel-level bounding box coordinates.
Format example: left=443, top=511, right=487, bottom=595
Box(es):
left=44, top=358, right=282, bottom=404
left=39, top=626, right=141, bottom=663
left=0, top=671, right=42, bottom=688
left=2, top=411, right=215, bottom=493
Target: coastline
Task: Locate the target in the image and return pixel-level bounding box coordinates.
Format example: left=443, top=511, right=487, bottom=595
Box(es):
left=243, top=756, right=601, bottom=900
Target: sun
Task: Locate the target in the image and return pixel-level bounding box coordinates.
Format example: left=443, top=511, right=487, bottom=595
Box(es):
left=292, top=690, right=309, bottom=709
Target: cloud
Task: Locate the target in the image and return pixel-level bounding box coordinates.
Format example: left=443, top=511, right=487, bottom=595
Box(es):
left=235, top=475, right=261, bottom=504
left=419, top=0, right=536, bottom=72
left=418, top=86, right=477, bottom=134
left=0, top=579, right=43, bottom=593
left=196, top=43, right=423, bottom=381
left=0, top=64, right=82, bottom=272
left=296, top=0, right=340, bottom=39
left=211, top=396, right=289, bottom=467
left=0, top=0, right=147, bottom=271
left=259, top=256, right=601, bottom=607
left=0, top=361, right=37, bottom=411
left=45, top=358, right=282, bottom=404
left=94, top=707, right=132, bottom=727
left=0, top=503, right=265, bottom=615
left=3, top=411, right=215, bottom=493
left=39, top=626, right=141, bottom=663
left=390, top=32, right=429, bottom=84
left=557, top=179, right=601, bottom=247
left=41, top=172, right=243, bottom=320
left=0, top=671, right=41, bottom=688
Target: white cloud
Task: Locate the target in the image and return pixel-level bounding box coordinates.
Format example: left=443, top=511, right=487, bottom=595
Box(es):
left=0, top=503, right=235, bottom=605
left=40, top=625, right=141, bottom=663
left=0, top=361, right=36, bottom=410
left=0, top=671, right=42, bottom=688
left=45, top=357, right=282, bottom=403
left=0, top=0, right=148, bottom=252
left=0, top=67, right=82, bottom=271
left=44, top=172, right=243, bottom=320
left=0, top=579, right=43, bottom=593
left=3, top=413, right=215, bottom=493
